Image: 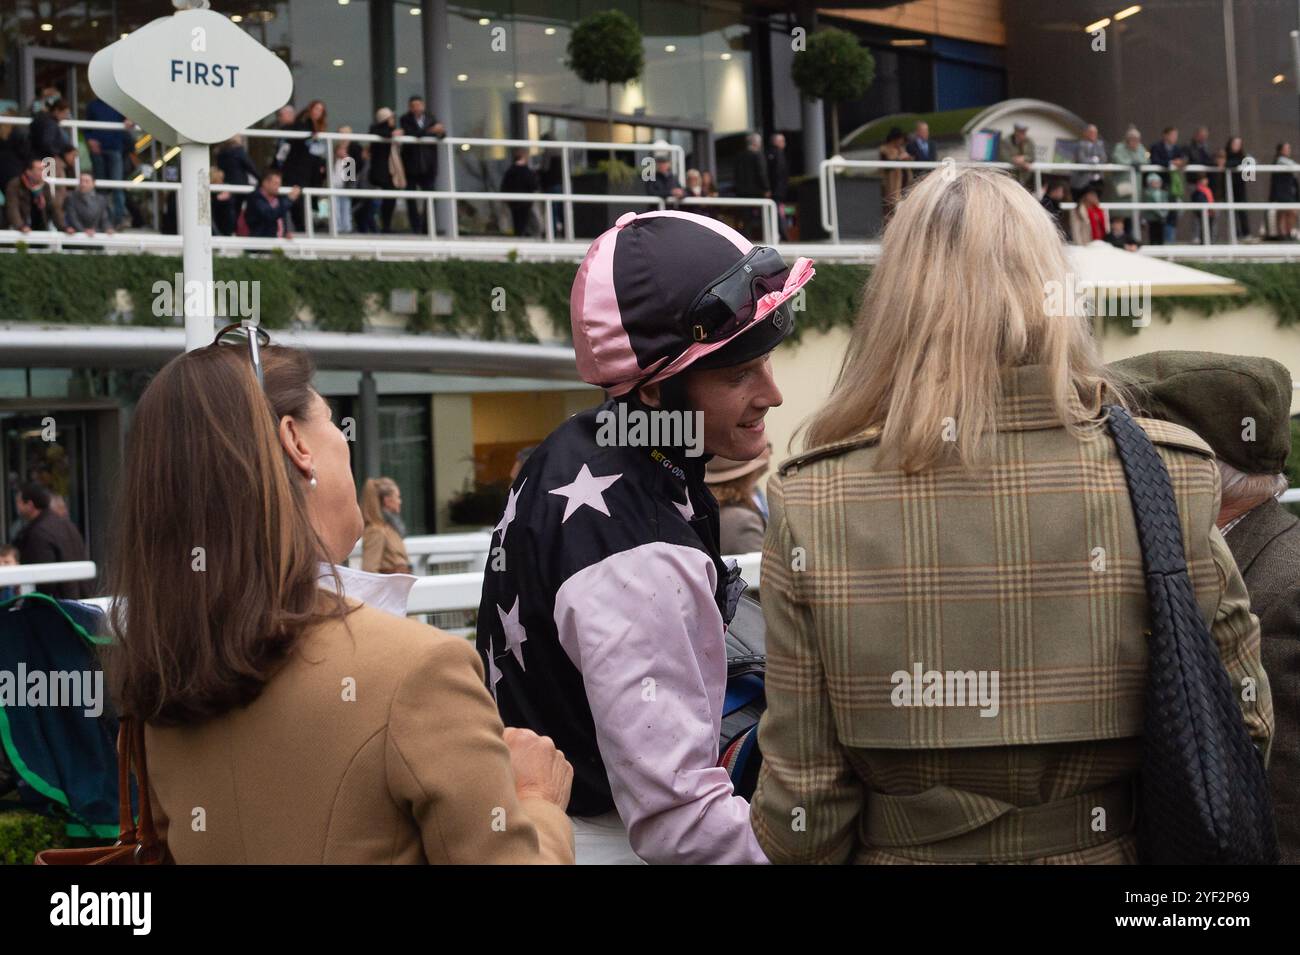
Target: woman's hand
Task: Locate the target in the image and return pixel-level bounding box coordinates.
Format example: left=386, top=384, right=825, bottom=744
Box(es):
left=503, top=726, right=573, bottom=808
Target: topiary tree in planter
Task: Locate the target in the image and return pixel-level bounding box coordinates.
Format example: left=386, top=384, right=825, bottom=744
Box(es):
left=791, top=27, right=875, bottom=156
left=567, top=10, right=645, bottom=150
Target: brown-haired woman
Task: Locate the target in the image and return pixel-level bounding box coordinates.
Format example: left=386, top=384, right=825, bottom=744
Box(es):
left=105, top=338, right=573, bottom=863
left=361, top=476, right=412, bottom=574
left=282, top=99, right=328, bottom=232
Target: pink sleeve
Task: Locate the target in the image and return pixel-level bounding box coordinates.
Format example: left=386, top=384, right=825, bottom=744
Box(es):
left=553, top=541, right=769, bottom=865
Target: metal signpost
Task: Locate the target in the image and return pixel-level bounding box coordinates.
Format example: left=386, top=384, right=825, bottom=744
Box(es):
left=88, top=0, right=293, bottom=350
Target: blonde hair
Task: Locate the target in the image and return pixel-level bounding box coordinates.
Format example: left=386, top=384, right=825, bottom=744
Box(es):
left=361, top=477, right=399, bottom=527
left=801, top=165, right=1126, bottom=472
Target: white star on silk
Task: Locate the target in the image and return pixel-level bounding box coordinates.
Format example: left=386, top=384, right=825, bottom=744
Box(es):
left=493, top=478, right=526, bottom=545
left=674, top=485, right=694, bottom=522
left=484, top=642, right=503, bottom=698
left=498, top=596, right=528, bottom=670
left=548, top=463, right=622, bottom=523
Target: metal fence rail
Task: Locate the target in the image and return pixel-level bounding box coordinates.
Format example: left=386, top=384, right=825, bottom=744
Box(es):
left=5, top=117, right=783, bottom=243
left=0, top=545, right=762, bottom=630
left=818, top=157, right=1300, bottom=245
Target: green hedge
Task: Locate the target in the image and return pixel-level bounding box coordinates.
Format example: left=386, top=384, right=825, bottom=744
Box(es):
left=0, top=808, right=68, bottom=865
left=4, top=250, right=1300, bottom=343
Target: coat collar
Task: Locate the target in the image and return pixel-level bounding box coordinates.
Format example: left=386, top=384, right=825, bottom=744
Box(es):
left=994, top=364, right=1102, bottom=433
left=1223, top=497, right=1299, bottom=575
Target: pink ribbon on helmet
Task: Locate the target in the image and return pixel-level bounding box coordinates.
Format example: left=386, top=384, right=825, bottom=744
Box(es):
left=755, top=256, right=815, bottom=315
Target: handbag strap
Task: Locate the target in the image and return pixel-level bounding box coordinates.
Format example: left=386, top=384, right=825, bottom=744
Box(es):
left=1103, top=405, right=1188, bottom=578
left=114, top=717, right=162, bottom=860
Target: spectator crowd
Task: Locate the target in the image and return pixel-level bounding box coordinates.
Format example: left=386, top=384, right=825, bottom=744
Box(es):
left=880, top=117, right=1299, bottom=248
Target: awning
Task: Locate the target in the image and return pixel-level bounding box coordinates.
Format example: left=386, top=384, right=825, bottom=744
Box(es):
left=1069, top=241, right=1246, bottom=297
left=0, top=325, right=581, bottom=379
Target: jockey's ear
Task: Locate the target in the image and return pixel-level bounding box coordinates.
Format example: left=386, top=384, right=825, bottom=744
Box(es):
left=636, top=381, right=663, bottom=409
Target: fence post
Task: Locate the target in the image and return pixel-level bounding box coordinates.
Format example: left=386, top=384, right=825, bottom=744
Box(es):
left=561, top=148, right=574, bottom=241
left=445, top=141, right=458, bottom=240
left=1226, top=170, right=1237, bottom=244
left=303, top=189, right=315, bottom=239
left=326, top=140, right=339, bottom=238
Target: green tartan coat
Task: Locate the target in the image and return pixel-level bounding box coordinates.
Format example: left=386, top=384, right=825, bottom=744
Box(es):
left=750, top=365, right=1273, bottom=864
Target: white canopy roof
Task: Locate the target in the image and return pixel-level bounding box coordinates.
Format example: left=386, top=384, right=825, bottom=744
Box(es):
left=1069, top=241, right=1246, bottom=297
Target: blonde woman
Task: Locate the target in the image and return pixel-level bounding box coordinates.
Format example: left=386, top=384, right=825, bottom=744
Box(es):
left=750, top=166, right=1272, bottom=864
left=361, top=477, right=412, bottom=574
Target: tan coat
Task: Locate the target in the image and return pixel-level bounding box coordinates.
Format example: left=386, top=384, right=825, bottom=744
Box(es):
left=145, top=602, right=574, bottom=864
left=362, top=520, right=411, bottom=574
left=751, top=365, right=1272, bottom=864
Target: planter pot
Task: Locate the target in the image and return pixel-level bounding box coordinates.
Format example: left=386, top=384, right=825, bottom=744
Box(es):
left=570, top=170, right=647, bottom=239
left=794, top=174, right=883, bottom=241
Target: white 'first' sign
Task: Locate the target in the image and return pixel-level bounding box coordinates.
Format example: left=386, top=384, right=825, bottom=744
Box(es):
left=89, top=8, right=293, bottom=145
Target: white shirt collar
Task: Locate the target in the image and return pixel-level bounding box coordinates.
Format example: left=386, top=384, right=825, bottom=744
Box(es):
left=317, top=563, right=417, bottom=617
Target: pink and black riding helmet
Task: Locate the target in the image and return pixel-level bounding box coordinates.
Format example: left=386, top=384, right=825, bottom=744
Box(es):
left=570, top=210, right=815, bottom=396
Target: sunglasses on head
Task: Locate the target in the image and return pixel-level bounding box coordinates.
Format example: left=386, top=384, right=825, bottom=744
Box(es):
left=209, top=320, right=270, bottom=389
left=683, top=246, right=791, bottom=345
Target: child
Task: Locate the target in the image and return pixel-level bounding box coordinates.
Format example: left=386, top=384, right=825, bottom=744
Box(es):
left=1141, top=172, right=1170, bottom=245
left=0, top=544, right=20, bottom=602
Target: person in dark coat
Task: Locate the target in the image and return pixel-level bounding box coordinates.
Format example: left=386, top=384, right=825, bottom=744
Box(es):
left=367, top=107, right=401, bottom=234
left=281, top=100, right=328, bottom=232
left=905, top=121, right=936, bottom=183
left=1112, top=350, right=1299, bottom=864
left=1149, top=127, right=1187, bottom=243
left=210, top=167, right=238, bottom=237
left=643, top=153, right=683, bottom=203
left=500, top=150, right=539, bottom=237
left=0, top=111, right=29, bottom=190
left=398, top=95, right=445, bottom=235
left=1226, top=135, right=1251, bottom=240
left=765, top=132, right=790, bottom=239
left=242, top=169, right=299, bottom=238
left=4, top=156, right=64, bottom=231
left=216, top=134, right=259, bottom=219
left=1186, top=125, right=1215, bottom=199
left=12, top=482, right=89, bottom=600
left=734, top=132, right=770, bottom=240
left=28, top=99, right=75, bottom=169
left=1270, top=142, right=1298, bottom=240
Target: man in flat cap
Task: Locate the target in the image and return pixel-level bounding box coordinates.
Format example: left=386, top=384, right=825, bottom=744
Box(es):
left=1112, top=350, right=1299, bottom=862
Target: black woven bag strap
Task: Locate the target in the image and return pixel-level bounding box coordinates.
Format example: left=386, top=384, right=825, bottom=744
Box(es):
left=1103, top=405, right=1188, bottom=578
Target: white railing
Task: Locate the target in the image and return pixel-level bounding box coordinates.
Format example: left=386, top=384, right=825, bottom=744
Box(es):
left=0, top=560, right=96, bottom=594
left=4, top=117, right=777, bottom=244
left=0, top=546, right=760, bottom=638
left=818, top=156, right=1300, bottom=245
left=404, top=549, right=762, bottom=616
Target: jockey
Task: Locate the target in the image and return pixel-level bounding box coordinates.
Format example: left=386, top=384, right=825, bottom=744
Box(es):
left=476, top=210, right=814, bottom=863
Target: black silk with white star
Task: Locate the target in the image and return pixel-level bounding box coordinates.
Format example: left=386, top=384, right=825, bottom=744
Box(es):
left=476, top=397, right=732, bottom=817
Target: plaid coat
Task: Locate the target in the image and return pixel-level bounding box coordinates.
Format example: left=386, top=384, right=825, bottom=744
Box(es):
left=751, top=365, right=1273, bottom=864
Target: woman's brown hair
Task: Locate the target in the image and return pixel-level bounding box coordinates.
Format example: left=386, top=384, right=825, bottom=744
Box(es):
left=298, top=99, right=328, bottom=134
left=104, top=344, right=351, bottom=724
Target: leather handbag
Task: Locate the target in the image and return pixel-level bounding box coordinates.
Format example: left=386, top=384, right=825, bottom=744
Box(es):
left=1105, top=405, right=1279, bottom=864
left=34, top=718, right=166, bottom=865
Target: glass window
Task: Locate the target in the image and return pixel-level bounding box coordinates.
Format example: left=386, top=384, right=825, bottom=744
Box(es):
left=379, top=395, right=432, bottom=535
left=282, top=0, right=372, bottom=131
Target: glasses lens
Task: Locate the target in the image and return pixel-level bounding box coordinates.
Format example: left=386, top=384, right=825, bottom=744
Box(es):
left=687, top=248, right=789, bottom=343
